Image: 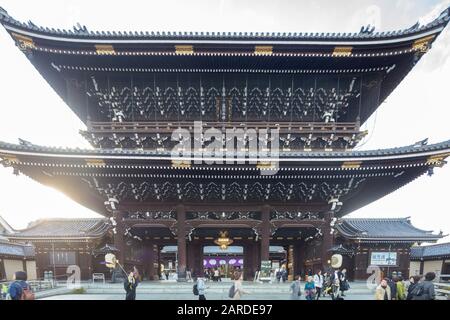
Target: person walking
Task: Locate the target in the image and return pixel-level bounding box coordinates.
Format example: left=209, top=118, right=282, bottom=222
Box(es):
left=7, top=271, right=34, bottom=300
left=314, top=270, right=324, bottom=300
left=304, top=276, right=316, bottom=300
left=290, top=275, right=302, bottom=300
left=231, top=271, right=248, bottom=300
left=214, top=269, right=220, bottom=282
left=412, top=272, right=436, bottom=300
left=330, top=269, right=341, bottom=300
left=375, top=278, right=392, bottom=300
left=339, top=268, right=349, bottom=297
left=196, top=275, right=207, bottom=300
left=124, top=267, right=140, bottom=300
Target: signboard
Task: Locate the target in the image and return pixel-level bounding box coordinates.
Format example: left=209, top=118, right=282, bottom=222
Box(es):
left=272, top=261, right=280, bottom=270
left=370, top=252, right=397, bottom=266
left=260, top=260, right=272, bottom=280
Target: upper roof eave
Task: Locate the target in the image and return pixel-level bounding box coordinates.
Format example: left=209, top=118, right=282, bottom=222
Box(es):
left=1, top=6, right=449, bottom=47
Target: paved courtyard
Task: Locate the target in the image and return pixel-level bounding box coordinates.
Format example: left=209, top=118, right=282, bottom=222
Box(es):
left=38, top=281, right=375, bottom=300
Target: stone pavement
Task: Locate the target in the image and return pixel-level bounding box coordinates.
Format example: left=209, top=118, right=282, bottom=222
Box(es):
left=39, top=281, right=375, bottom=300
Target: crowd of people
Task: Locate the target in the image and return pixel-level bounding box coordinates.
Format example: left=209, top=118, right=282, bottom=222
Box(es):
left=202, top=267, right=225, bottom=282
left=289, top=268, right=349, bottom=300
left=375, top=272, right=436, bottom=300
left=0, top=267, right=439, bottom=301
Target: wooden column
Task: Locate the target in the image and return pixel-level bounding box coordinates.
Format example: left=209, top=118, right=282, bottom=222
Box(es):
left=113, top=211, right=126, bottom=267
left=176, top=205, right=187, bottom=281
left=293, top=241, right=305, bottom=277
left=321, top=211, right=334, bottom=271
left=143, top=241, right=156, bottom=281
left=260, top=205, right=271, bottom=264
left=243, top=241, right=259, bottom=281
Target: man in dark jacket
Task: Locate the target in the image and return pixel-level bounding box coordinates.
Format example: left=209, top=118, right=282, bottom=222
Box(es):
left=387, top=276, right=397, bottom=300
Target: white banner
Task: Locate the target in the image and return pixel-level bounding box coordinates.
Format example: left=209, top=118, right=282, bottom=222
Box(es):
left=370, top=252, right=397, bottom=266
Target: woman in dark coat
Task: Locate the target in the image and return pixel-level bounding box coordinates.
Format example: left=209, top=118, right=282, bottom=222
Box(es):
left=406, top=275, right=421, bottom=300
left=124, top=267, right=140, bottom=300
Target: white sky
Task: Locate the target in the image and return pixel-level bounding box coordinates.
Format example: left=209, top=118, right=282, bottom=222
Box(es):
left=0, top=0, right=449, bottom=243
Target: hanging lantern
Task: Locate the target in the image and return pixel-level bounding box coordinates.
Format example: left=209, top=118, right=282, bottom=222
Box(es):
left=214, top=231, right=233, bottom=250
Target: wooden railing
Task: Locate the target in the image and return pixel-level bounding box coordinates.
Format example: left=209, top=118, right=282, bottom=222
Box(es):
left=85, top=120, right=362, bottom=135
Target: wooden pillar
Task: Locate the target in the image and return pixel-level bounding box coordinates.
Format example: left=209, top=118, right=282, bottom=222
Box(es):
left=321, top=211, right=334, bottom=272
left=354, top=244, right=368, bottom=280
left=176, top=205, right=187, bottom=281
left=143, top=241, right=156, bottom=281
left=260, top=205, right=271, bottom=264
left=187, top=242, right=203, bottom=277
left=243, top=241, right=258, bottom=281
left=293, top=241, right=305, bottom=277
left=113, top=211, right=126, bottom=267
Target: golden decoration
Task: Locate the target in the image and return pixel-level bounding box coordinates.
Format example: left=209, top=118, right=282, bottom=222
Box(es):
left=171, top=160, right=191, bottom=168
left=214, top=231, right=233, bottom=250
left=412, top=35, right=435, bottom=53
left=341, top=161, right=362, bottom=169
left=11, top=32, right=35, bottom=50
left=175, top=45, right=194, bottom=55
left=95, top=44, right=115, bottom=55
left=85, top=159, right=106, bottom=167
left=332, top=46, right=353, bottom=57
left=254, top=45, right=273, bottom=55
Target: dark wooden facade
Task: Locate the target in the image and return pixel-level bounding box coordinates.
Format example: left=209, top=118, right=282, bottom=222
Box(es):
left=0, top=6, right=449, bottom=281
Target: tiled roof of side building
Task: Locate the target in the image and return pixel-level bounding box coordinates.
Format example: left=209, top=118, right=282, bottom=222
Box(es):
left=410, top=242, right=450, bottom=260
left=337, top=217, right=443, bottom=242
left=0, top=240, right=35, bottom=257
left=8, top=218, right=109, bottom=239
left=0, top=6, right=449, bottom=42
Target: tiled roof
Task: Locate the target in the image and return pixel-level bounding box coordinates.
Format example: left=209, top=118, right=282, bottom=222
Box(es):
left=9, top=218, right=109, bottom=239
left=0, top=240, right=35, bottom=258
left=336, top=218, right=442, bottom=242
left=0, top=6, right=449, bottom=42
left=0, top=139, right=449, bottom=160
left=410, top=242, right=450, bottom=260
left=328, top=244, right=354, bottom=255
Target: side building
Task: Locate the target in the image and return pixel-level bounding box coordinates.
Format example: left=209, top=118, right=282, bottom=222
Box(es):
left=0, top=216, right=442, bottom=281
left=410, top=242, right=450, bottom=280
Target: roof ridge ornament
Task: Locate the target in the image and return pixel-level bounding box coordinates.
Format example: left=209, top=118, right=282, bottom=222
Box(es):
left=73, top=22, right=88, bottom=34
left=359, top=24, right=375, bottom=35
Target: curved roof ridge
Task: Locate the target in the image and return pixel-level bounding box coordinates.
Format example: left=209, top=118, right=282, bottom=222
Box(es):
left=0, top=5, right=449, bottom=41
left=0, top=139, right=449, bottom=159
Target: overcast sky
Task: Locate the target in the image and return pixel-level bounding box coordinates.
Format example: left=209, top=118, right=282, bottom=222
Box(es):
left=0, top=0, right=449, bottom=243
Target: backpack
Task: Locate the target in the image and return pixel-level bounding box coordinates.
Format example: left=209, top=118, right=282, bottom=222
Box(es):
left=193, top=283, right=199, bottom=296
left=228, top=284, right=235, bottom=298
left=21, top=286, right=35, bottom=300
left=411, top=283, right=424, bottom=300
